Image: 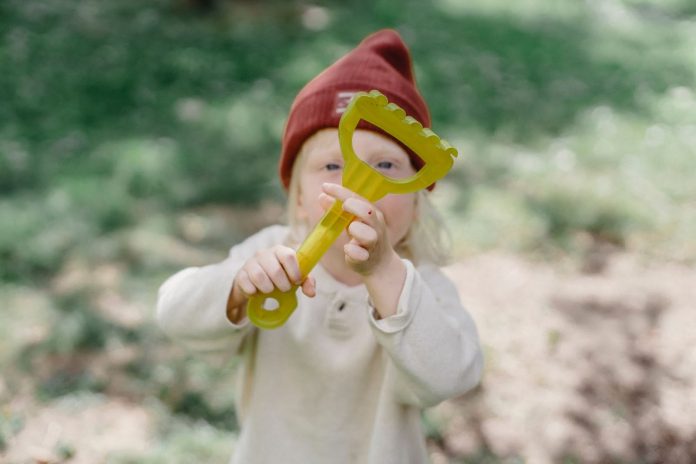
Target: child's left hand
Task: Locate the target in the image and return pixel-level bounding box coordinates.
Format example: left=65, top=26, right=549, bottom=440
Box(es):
left=319, top=182, right=399, bottom=277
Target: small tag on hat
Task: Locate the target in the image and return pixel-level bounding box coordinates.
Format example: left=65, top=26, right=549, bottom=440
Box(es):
left=335, top=91, right=357, bottom=114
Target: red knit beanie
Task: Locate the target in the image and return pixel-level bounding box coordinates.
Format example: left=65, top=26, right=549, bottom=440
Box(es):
left=278, top=29, right=432, bottom=190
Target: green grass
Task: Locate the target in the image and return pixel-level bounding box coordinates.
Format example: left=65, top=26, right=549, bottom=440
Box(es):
left=436, top=85, right=696, bottom=259
left=1, top=0, right=694, bottom=277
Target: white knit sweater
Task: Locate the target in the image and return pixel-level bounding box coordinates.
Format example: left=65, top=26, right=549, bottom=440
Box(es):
left=156, top=225, right=483, bottom=464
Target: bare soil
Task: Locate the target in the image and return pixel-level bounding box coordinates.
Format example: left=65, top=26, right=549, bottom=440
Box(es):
left=3, top=250, right=695, bottom=463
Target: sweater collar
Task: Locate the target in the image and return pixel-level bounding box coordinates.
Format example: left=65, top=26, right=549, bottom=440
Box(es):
left=312, top=263, right=369, bottom=303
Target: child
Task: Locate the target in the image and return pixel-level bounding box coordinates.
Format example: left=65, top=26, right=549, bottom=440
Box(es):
left=157, top=29, right=483, bottom=464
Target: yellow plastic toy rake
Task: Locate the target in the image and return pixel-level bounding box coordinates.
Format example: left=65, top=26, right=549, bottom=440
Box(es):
left=247, top=90, right=458, bottom=329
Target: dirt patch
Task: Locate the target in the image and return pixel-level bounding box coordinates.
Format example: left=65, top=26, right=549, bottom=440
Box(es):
left=3, top=251, right=695, bottom=463
left=433, top=251, right=696, bottom=463
left=2, top=394, right=152, bottom=464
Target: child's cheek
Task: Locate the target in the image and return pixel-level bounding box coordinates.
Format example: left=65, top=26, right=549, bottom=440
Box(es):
left=378, top=195, right=415, bottom=242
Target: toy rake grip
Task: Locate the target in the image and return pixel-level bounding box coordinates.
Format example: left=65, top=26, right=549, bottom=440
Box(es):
left=246, top=200, right=355, bottom=329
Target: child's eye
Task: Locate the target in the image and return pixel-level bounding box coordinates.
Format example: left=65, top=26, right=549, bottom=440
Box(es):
left=376, top=161, right=394, bottom=170
left=325, top=163, right=342, bottom=171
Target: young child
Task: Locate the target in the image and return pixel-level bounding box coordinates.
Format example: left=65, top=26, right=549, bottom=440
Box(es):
left=157, top=29, right=483, bottom=464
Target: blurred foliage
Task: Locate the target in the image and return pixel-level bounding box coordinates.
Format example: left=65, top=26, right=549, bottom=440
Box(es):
left=1, top=0, right=695, bottom=280
left=1, top=0, right=695, bottom=462
left=0, top=0, right=693, bottom=284
left=0, top=413, right=24, bottom=453
left=112, top=418, right=233, bottom=464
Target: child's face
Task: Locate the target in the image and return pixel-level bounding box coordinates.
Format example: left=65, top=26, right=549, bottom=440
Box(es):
left=296, top=128, right=417, bottom=250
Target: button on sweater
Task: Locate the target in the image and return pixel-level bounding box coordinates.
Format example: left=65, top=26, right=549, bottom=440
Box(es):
left=156, top=225, right=483, bottom=464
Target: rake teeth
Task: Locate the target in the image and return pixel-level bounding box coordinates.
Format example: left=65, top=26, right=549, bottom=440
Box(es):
left=386, top=103, right=407, bottom=120
left=368, top=89, right=389, bottom=105
left=439, top=139, right=459, bottom=158
left=360, top=90, right=459, bottom=159
left=421, top=128, right=439, bottom=142
left=403, top=115, right=424, bottom=131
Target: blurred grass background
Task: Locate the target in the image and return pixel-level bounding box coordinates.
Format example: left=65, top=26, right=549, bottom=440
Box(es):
left=1, top=0, right=695, bottom=462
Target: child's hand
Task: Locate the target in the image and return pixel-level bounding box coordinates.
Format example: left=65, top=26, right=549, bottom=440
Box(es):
left=319, top=182, right=400, bottom=277
left=228, top=246, right=317, bottom=322
left=236, top=245, right=317, bottom=298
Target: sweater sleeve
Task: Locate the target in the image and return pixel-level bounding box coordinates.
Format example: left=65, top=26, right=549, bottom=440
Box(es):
left=156, top=225, right=288, bottom=354
left=368, top=260, right=483, bottom=408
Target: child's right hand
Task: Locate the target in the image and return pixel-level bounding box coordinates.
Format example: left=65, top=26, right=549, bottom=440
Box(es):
left=227, top=246, right=316, bottom=323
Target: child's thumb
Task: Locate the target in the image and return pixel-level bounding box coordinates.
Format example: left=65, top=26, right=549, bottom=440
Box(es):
left=301, top=275, right=316, bottom=298
left=318, top=192, right=335, bottom=211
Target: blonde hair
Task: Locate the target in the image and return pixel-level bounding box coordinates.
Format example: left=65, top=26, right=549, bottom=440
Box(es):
left=285, top=132, right=453, bottom=267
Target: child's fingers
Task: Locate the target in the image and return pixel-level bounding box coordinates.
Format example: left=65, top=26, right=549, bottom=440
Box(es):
left=245, top=260, right=275, bottom=294
left=342, top=197, right=382, bottom=225
left=322, top=183, right=382, bottom=226
left=322, top=183, right=368, bottom=205
left=235, top=270, right=258, bottom=296
left=257, top=251, right=292, bottom=292
left=318, top=192, right=335, bottom=211
left=344, top=241, right=370, bottom=262
left=301, top=275, right=316, bottom=298
left=274, top=246, right=302, bottom=285
left=347, top=221, right=378, bottom=248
